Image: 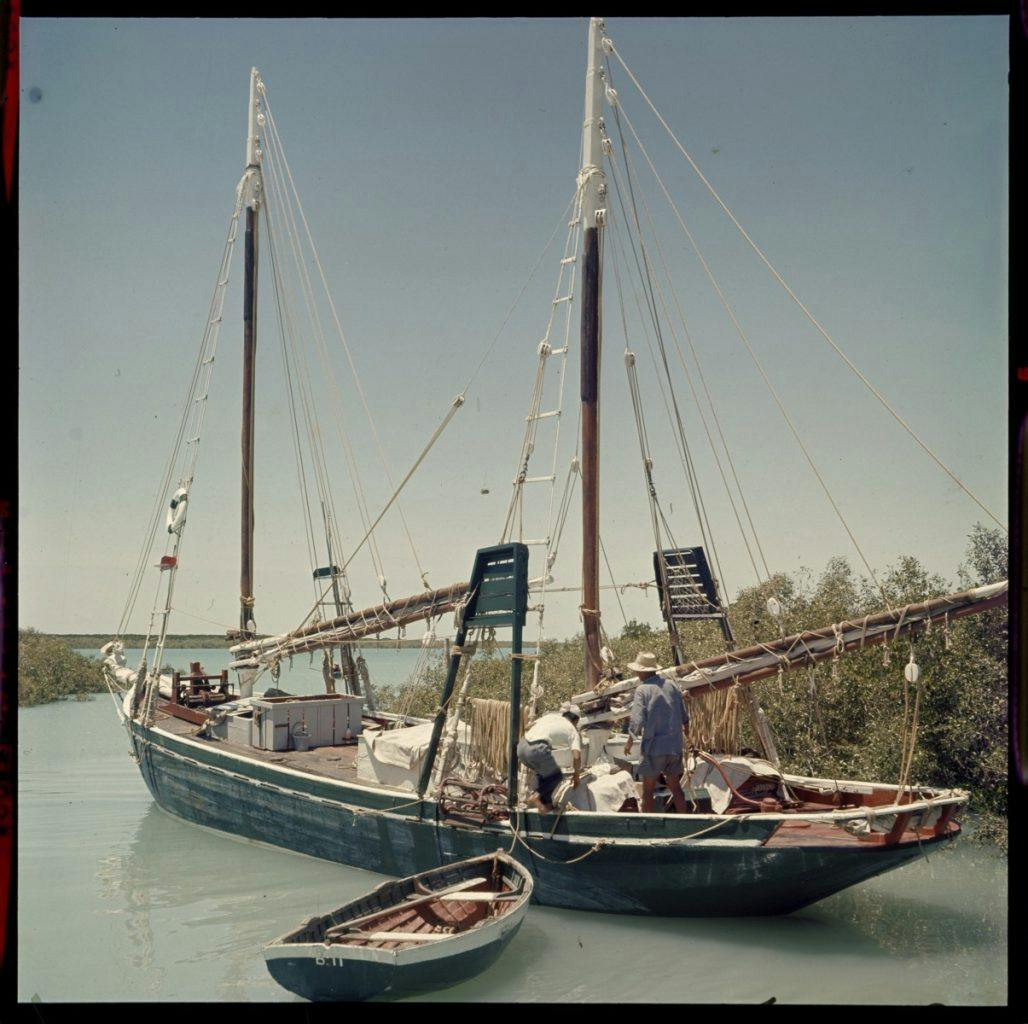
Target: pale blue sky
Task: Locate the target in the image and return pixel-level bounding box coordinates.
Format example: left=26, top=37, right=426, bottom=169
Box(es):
left=19, top=17, right=1007, bottom=640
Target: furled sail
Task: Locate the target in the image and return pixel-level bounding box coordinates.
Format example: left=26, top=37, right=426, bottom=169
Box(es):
left=572, top=580, right=1008, bottom=721
left=230, top=581, right=469, bottom=662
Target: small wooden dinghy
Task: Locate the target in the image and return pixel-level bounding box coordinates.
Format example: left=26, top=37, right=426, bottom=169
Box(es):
left=263, top=850, right=532, bottom=1002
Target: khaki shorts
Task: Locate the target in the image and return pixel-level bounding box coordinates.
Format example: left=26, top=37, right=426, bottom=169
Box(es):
left=638, top=752, right=684, bottom=780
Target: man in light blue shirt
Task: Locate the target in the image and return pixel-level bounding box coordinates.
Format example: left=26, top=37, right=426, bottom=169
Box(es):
left=623, top=652, right=690, bottom=813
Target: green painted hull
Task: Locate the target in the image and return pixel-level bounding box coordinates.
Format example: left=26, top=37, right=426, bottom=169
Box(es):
left=131, top=722, right=957, bottom=916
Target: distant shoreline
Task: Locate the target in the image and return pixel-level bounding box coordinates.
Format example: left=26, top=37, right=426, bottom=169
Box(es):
left=52, top=633, right=520, bottom=651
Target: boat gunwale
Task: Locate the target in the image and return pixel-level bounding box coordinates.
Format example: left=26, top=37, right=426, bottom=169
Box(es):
left=262, top=910, right=527, bottom=967
left=136, top=719, right=968, bottom=835
left=263, top=852, right=532, bottom=965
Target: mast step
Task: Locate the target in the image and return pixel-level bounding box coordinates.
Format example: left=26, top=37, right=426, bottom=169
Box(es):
left=560, top=256, right=577, bottom=265
left=521, top=475, right=556, bottom=484
left=552, top=294, right=574, bottom=305
left=527, top=409, right=561, bottom=421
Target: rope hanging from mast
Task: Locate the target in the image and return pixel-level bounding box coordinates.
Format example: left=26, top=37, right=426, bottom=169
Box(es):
left=601, top=56, right=894, bottom=611
left=603, top=112, right=773, bottom=588
left=602, top=34, right=1005, bottom=535
left=260, top=85, right=431, bottom=590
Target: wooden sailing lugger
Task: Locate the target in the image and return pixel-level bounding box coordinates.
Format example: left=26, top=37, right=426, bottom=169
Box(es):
left=104, top=22, right=1009, bottom=920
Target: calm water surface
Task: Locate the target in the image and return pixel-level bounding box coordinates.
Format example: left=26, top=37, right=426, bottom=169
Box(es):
left=19, top=649, right=1007, bottom=1004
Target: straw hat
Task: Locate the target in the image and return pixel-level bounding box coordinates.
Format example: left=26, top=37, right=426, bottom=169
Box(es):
left=628, top=651, right=662, bottom=674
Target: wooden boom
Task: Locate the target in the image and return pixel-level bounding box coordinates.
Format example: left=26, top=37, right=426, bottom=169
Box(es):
left=229, top=581, right=470, bottom=661
left=571, top=580, right=1008, bottom=718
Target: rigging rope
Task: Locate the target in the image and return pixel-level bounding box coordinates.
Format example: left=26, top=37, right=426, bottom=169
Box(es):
left=501, top=186, right=583, bottom=545
left=261, top=86, right=430, bottom=585
left=604, top=38, right=1005, bottom=534
left=603, top=119, right=772, bottom=585
left=135, top=191, right=244, bottom=721
left=118, top=198, right=243, bottom=638
left=605, top=78, right=893, bottom=610
left=261, top=113, right=390, bottom=596
left=605, top=209, right=739, bottom=644
left=268, top=187, right=587, bottom=640
left=602, top=131, right=728, bottom=599
left=264, top=170, right=345, bottom=589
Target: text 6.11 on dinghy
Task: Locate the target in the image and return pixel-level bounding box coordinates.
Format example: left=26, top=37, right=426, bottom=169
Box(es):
left=101, top=18, right=1007, bottom=917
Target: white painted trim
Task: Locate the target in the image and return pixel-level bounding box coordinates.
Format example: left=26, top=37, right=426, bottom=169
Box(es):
left=264, top=904, right=526, bottom=967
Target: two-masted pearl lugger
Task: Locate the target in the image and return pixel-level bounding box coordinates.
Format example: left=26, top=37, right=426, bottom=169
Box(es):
left=103, top=20, right=1007, bottom=918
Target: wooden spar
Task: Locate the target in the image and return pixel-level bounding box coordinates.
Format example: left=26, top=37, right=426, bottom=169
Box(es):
left=673, top=583, right=1008, bottom=693
left=580, top=17, right=607, bottom=690
left=507, top=610, right=524, bottom=808
left=229, top=580, right=469, bottom=658
left=320, top=503, right=359, bottom=696
left=571, top=581, right=1008, bottom=711
left=581, top=226, right=601, bottom=689
left=417, top=622, right=469, bottom=798
left=240, top=203, right=258, bottom=631
left=240, top=68, right=261, bottom=634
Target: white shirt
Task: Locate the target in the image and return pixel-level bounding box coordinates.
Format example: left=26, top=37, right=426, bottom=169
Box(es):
left=524, top=713, right=581, bottom=754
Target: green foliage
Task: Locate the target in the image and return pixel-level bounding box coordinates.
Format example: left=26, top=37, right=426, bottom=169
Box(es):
left=732, top=532, right=1008, bottom=828
left=383, top=527, right=1008, bottom=838
left=19, top=629, right=107, bottom=705
left=49, top=633, right=236, bottom=650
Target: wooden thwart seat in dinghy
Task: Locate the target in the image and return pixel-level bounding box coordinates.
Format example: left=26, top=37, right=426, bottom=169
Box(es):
left=324, top=875, right=487, bottom=939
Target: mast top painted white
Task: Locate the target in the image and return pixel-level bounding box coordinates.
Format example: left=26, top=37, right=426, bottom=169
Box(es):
left=240, top=67, right=263, bottom=211
left=579, top=17, right=608, bottom=230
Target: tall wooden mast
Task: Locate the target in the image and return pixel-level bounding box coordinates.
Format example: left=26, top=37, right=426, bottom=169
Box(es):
left=240, top=68, right=262, bottom=633
left=580, top=18, right=607, bottom=689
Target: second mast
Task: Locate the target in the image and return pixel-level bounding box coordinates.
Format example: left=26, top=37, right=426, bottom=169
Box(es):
left=580, top=18, right=607, bottom=689
left=240, top=67, right=262, bottom=634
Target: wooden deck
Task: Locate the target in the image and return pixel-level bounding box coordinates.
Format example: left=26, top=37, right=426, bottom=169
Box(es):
left=153, top=709, right=961, bottom=852
left=154, top=710, right=409, bottom=791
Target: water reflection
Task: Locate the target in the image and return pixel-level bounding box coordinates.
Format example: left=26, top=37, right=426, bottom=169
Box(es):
left=807, top=861, right=1006, bottom=958
left=98, top=798, right=1007, bottom=1002
left=19, top=696, right=1008, bottom=1004
left=93, top=802, right=391, bottom=1001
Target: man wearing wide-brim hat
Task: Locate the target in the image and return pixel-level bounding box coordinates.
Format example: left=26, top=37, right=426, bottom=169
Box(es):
left=623, top=652, right=690, bottom=813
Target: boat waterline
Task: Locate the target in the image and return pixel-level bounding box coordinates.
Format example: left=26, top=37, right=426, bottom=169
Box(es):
left=18, top=695, right=1007, bottom=1003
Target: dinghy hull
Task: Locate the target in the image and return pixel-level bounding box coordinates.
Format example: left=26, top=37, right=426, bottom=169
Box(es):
left=264, top=851, right=531, bottom=1001
left=265, top=918, right=524, bottom=1002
